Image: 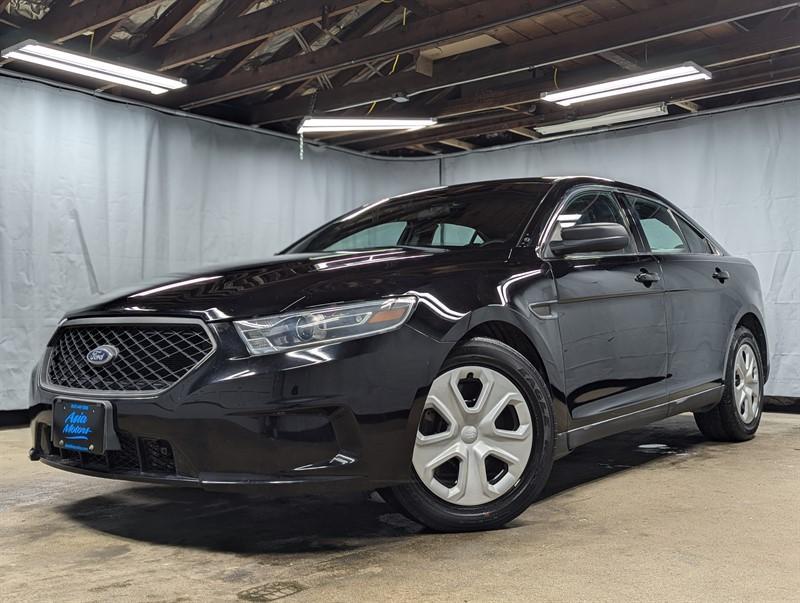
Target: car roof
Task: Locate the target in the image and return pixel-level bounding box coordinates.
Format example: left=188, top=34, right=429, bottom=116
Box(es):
left=391, top=176, right=666, bottom=203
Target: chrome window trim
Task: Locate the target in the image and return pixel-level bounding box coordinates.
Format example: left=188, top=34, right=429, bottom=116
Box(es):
left=39, top=316, right=217, bottom=399
left=537, top=184, right=640, bottom=260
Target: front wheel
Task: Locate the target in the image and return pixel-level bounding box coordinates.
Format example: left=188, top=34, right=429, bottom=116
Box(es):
left=383, top=337, right=554, bottom=532
left=694, top=326, right=764, bottom=442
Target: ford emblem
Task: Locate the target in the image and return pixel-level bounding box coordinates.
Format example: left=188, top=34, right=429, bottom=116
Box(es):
left=86, top=345, right=119, bottom=366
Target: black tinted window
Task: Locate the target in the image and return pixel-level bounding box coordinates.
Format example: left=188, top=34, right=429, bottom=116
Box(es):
left=675, top=214, right=713, bottom=254
left=628, top=195, right=688, bottom=254
left=286, top=183, right=550, bottom=252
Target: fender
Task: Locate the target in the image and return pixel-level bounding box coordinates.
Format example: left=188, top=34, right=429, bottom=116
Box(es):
left=426, top=303, right=569, bottom=435
left=724, top=305, right=770, bottom=382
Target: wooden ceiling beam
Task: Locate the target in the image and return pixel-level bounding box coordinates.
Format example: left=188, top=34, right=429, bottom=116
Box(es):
left=597, top=50, right=640, bottom=71
left=407, top=143, right=441, bottom=154
left=40, top=0, right=164, bottom=43
left=673, top=100, right=702, bottom=112
left=270, top=4, right=400, bottom=102
left=508, top=126, right=541, bottom=139
left=331, top=53, right=415, bottom=94
left=170, top=0, right=587, bottom=109
left=394, top=0, right=436, bottom=18
left=440, top=138, right=477, bottom=151
left=659, top=19, right=800, bottom=68
left=322, top=4, right=405, bottom=88
left=424, top=20, right=800, bottom=119
left=89, top=21, right=123, bottom=50
left=252, top=9, right=800, bottom=125
left=138, top=0, right=206, bottom=49
left=94, top=0, right=251, bottom=93
left=301, top=13, right=800, bottom=125
left=184, top=0, right=268, bottom=80
left=756, top=5, right=796, bottom=27
left=136, top=0, right=368, bottom=71
left=360, top=113, right=543, bottom=151
left=249, top=0, right=798, bottom=124
left=665, top=53, right=800, bottom=103
left=425, top=79, right=548, bottom=119
left=357, top=54, right=800, bottom=151
left=203, top=41, right=263, bottom=81
left=211, top=0, right=262, bottom=23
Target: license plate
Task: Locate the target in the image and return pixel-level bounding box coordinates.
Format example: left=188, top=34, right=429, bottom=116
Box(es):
left=53, top=400, right=106, bottom=454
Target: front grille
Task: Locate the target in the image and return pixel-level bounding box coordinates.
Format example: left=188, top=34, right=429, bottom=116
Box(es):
left=50, top=430, right=177, bottom=476
left=46, top=322, right=214, bottom=393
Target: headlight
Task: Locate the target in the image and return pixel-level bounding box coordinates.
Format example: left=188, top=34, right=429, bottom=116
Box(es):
left=234, top=296, right=417, bottom=356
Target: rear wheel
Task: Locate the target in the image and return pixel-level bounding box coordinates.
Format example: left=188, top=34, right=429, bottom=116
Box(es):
left=383, top=337, right=554, bottom=532
left=694, top=326, right=763, bottom=442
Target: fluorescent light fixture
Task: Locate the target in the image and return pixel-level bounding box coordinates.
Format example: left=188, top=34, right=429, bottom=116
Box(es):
left=534, top=104, right=669, bottom=136
left=1, top=39, right=187, bottom=95
left=541, top=63, right=711, bottom=107
left=298, top=117, right=436, bottom=134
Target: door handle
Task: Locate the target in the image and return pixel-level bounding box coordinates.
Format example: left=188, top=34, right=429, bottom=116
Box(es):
left=712, top=268, right=730, bottom=283
left=635, top=269, right=661, bottom=285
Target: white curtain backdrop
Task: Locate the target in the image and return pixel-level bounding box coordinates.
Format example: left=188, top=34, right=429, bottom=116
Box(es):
left=1, top=74, right=798, bottom=410
left=0, top=76, right=439, bottom=410
left=442, top=100, right=800, bottom=397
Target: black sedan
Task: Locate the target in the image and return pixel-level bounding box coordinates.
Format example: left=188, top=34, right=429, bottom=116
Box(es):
left=29, top=177, right=768, bottom=531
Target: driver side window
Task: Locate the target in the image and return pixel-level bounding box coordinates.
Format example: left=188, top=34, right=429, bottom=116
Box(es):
left=550, top=190, right=635, bottom=255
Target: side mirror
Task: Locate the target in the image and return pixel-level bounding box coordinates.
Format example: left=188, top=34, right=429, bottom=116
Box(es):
left=549, top=223, right=630, bottom=257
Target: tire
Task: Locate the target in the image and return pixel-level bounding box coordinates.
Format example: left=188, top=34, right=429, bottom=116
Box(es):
left=382, top=337, right=555, bottom=532
left=694, top=326, right=764, bottom=442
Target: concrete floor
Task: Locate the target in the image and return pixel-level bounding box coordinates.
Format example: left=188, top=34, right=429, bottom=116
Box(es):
left=1, top=413, right=798, bottom=603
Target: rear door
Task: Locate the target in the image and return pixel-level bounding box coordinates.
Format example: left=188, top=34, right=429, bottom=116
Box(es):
left=544, top=187, right=669, bottom=428
left=622, top=193, right=732, bottom=402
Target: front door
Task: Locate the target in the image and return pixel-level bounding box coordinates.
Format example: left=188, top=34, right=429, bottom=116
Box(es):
left=545, top=188, right=669, bottom=428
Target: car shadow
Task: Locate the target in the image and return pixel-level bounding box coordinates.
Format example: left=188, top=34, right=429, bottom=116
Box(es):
left=541, top=417, right=708, bottom=499
left=58, top=416, right=709, bottom=554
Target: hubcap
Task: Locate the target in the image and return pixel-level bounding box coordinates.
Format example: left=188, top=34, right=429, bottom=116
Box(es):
left=734, top=342, right=760, bottom=424
left=412, top=365, right=534, bottom=506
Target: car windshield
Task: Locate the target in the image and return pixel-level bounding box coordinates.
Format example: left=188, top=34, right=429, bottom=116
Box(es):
left=285, top=182, right=551, bottom=253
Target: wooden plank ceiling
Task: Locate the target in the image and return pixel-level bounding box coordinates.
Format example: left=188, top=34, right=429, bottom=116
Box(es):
left=1, top=0, right=799, bottom=155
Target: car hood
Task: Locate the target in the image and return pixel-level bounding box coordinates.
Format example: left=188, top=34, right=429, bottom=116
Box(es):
left=65, top=247, right=488, bottom=322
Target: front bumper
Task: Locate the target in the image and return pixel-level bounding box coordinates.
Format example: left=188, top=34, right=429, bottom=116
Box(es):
left=30, top=320, right=451, bottom=494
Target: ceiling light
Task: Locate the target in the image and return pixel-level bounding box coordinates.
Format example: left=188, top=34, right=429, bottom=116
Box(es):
left=534, top=104, right=669, bottom=135
left=541, top=63, right=711, bottom=107
left=1, top=39, right=187, bottom=95
left=298, top=117, right=436, bottom=134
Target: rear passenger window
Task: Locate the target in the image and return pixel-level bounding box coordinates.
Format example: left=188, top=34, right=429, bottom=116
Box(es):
left=674, top=214, right=714, bottom=254
left=628, top=196, right=688, bottom=254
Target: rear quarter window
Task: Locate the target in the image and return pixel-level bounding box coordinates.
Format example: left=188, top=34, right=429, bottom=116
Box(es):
left=675, top=214, right=714, bottom=254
